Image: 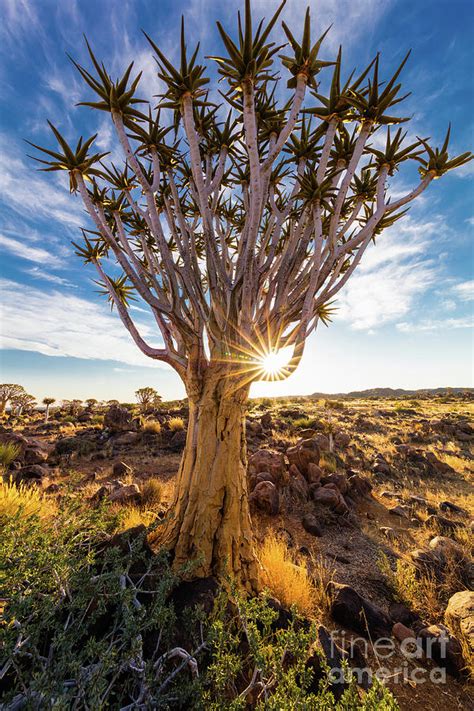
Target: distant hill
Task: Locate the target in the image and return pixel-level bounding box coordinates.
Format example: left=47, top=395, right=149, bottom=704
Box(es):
left=310, top=387, right=474, bottom=399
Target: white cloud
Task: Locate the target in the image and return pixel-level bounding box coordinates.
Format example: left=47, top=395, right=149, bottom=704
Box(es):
left=0, top=233, right=62, bottom=266
left=397, top=317, right=473, bottom=333
left=23, top=266, right=77, bottom=287
left=0, top=278, right=167, bottom=368
left=0, top=135, right=85, bottom=228
left=452, top=280, right=474, bottom=302
left=336, top=217, right=440, bottom=330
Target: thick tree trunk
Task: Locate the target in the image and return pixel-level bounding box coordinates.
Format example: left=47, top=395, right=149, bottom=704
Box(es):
left=158, top=365, right=260, bottom=591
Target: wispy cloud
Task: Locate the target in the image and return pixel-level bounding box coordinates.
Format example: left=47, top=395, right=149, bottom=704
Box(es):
left=0, top=233, right=63, bottom=266
left=451, top=280, right=474, bottom=302
left=23, top=266, right=76, bottom=287
left=0, top=278, right=166, bottom=368
left=336, top=217, right=440, bottom=331
left=397, top=317, right=472, bottom=333
left=0, top=135, right=85, bottom=228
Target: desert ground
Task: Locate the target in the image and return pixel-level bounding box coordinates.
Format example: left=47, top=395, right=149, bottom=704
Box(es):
left=1, top=391, right=473, bottom=709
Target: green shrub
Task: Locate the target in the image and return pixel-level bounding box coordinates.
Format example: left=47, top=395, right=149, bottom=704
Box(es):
left=0, top=441, right=21, bottom=470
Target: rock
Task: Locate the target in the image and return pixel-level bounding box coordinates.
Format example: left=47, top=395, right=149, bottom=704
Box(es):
left=91, top=484, right=113, bottom=503
left=317, top=625, right=350, bottom=698
left=288, top=465, right=309, bottom=501
left=392, top=622, right=415, bottom=643
left=286, top=438, right=320, bottom=476
left=15, top=464, right=49, bottom=483
left=388, top=505, right=411, bottom=519
left=108, top=483, right=141, bottom=504
left=113, top=431, right=141, bottom=446
left=321, top=472, right=349, bottom=495
left=445, top=591, right=474, bottom=652
left=104, top=405, right=137, bottom=433
left=429, top=536, right=464, bottom=560
left=23, top=447, right=48, bottom=465
left=347, top=473, right=372, bottom=499
left=424, top=514, right=459, bottom=532
left=380, top=490, right=402, bottom=500
left=410, top=548, right=442, bottom=576
left=169, top=430, right=187, bottom=451
left=302, top=513, right=322, bottom=537
left=424, top=452, right=455, bottom=475
left=380, top=526, right=397, bottom=541
left=439, top=500, right=467, bottom=516
left=306, top=462, right=323, bottom=485
left=408, top=495, right=428, bottom=507
left=389, top=602, right=420, bottom=628
left=334, top=432, right=351, bottom=448
left=311, top=484, right=349, bottom=515
left=112, top=461, right=132, bottom=478
left=329, top=582, right=392, bottom=638
left=249, top=480, right=280, bottom=515
left=44, top=483, right=60, bottom=494
left=248, top=449, right=286, bottom=485
left=261, top=413, right=273, bottom=429
left=418, top=624, right=464, bottom=676
left=312, top=433, right=330, bottom=452
left=372, top=454, right=391, bottom=475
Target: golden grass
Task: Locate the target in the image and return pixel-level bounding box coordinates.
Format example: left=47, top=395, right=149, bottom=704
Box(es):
left=140, top=478, right=162, bottom=507
left=259, top=534, right=315, bottom=616
left=118, top=504, right=157, bottom=530
left=0, top=478, right=57, bottom=521
left=168, top=416, right=185, bottom=432
left=142, top=419, right=162, bottom=434
left=319, top=452, right=337, bottom=472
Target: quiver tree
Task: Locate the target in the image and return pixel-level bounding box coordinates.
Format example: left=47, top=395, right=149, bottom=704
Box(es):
left=42, top=397, right=56, bottom=422
left=135, top=386, right=162, bottom=413
left=11, top=393, right=37, bottom=417
left=0, top=385, right=26, bottom=417
left=30, top=0, right=472, bottom=589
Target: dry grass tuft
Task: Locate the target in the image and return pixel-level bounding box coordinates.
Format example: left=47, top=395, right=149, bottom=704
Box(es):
left=142, top=419, right=162, bottom=434
left=118, top=505, right=156, bottom=530
left=0, top=478, right=57, bottom=520
left=140, top=478, right=162, bottom=507
left=259, top=533, right=315, bottom=615
left=0, top=442, right=21, bottom=471
left=319, top=452, right=337, bottom=472
left=168, top=416, right=185, bottom=432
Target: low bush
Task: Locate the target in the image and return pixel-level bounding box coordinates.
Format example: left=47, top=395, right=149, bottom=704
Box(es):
left=140, top=478, right=163, bottom=507
left=258, top=533, right=316, bottom=615
left=143, top=419, right=162, bottom=434
left=168, top=416, right=185, bottom=431
left=0, top=441, right=21, bottom=471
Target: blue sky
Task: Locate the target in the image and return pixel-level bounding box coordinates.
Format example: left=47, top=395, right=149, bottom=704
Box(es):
left=0, top=0, right=473, bottom=402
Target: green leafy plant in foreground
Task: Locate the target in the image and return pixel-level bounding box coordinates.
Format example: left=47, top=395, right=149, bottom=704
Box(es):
left=1, top=490, right=398, bottom=709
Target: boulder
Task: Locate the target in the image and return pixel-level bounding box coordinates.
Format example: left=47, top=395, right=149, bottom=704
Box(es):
left=388, top=505, right=411, bottom=519
left=23, top=447, right=48, bottom=465
left=311, top=484, right=349, bottom=515
left=113, top=431, right=141, bottom=446
left=15, top=464, right=49, bottom=483
left=347, top=473, right=372, bottom=499
left=104, top=405, right=137, bottom=433
left=249, top=480, right=280, bottom=515
left=287, top=465, right=309, bottom=501
left=321, top=472, right=349, bottom=495
left=392, top=622, right=416, bottom=643
left=429, top=536, right=465, bottom=560
left=439, top=500, right=468, bottom=516
left=261, top=413, right=273, bottom=429
left=329, top=582, right=392, bottom=638
left=306, top=462, right=323, bottom=485
left=334, top=432, right=351, bottom=448
left=372, top=454, right=391, bottom=475
left=424, top=514, right=459, bottom=532
left=445, top=591, right=474, bottom=652
left=286, top=438, right=320, bottom=476
left=169, top=430, right=187, bottom=451
left=112, top=461, right=133, bottom=478
left=312, top=433, right=330, bottom=452
left=108, top=483, right=141, bottom=504
left=418, top=624, right=464, bottom=676
left=248, top=449, right=286, bottom=485
left=302, top=513, right=322, bottom=537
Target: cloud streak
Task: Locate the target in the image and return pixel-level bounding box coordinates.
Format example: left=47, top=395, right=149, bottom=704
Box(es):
left=0, top=278, right=167, bottom=368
